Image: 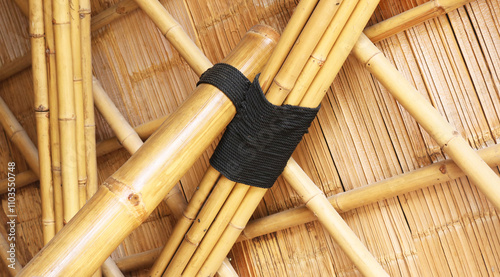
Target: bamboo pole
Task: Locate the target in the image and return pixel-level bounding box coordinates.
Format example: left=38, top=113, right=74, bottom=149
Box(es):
left=180, top=183, right=249, bottom=276
left=0, top=97, right=40, bottom=177
left=132, top=0, right=212, bottom=75
left=149, top=167, right=220, bottom=276
left=29, top=0, right=56, bottom=244
left=352, top=33, right=500, bottom=210
left=102, top=257, right=125, bottom=277
left=0, top=170, right=37, bottom=194
left=43, top=0, right=64, bottom=233
left=115, top=247, right=162, bottom=272
left=53, top=0, right=79, bottom=222
left=91, top=0, right=138, bottom=32
left=17, top=25, right=279, bottom=276
left=283, top=159, right=388, bottom=277
left=69, top=0, right=88, bottom=208
left=0, top=54, right=31, bottom=82
left=218, top=258, right=239, bottom=277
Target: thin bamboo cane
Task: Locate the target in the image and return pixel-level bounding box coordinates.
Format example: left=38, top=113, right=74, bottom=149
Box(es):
left=285, top=0, right=359, bottom=104
left=217, top=258, right=239, bottom=277
left=44, top=0, right=64, bottom=233
left=180, top=183, right=249, bottom=276
left=364, top=0, right=473, bottom=43
left=70, top=0, right=88, bottom=208
left=149, top=167, right=220, bottom=276
left=161, top=177, right=236, bottom=276
left=81, top=0, right=98, bottom=202
left=197, top=1, right=381, bottom=275
left=132, top=0, right=212, bottom=75
left=17, top=25, right=279, bottom=276
left=352, top=33, right=500, bottom=210
left=283, top=159, right=388, bottom=277
left=106, top=142, right=500, bottom=270
left=29, top=0, right=56, bottom=244
left=53, top=0, right=79, bottom=222
left=0, top=96, right=40, bottom=177
left=197, top=187, right=267, bottom=276
left=0, top=170, right=37, bottom=194
left=102, top=257, right=125, bottom=277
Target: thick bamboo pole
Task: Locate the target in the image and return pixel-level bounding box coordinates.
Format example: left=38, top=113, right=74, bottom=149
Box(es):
left=0, top=97, right=40, bottom=177
left=132, top=0, right=212, bottom=75
left=29, top=0, right=55, bottom=244
left=18, top=25, right=279, bottom=276
left=43, top=0, right=64, bottom=233
left=53, top=0, right=79, bottom=222
left=283, top=159, right=388, bottom=277
left=352, top=33, right=500, bottom=210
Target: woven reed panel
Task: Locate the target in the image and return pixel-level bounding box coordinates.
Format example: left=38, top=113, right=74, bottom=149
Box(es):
left=0, top=0, right=499, bottom=276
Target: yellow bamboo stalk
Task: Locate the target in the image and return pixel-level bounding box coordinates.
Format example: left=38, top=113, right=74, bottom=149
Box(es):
left=17, top=25, right=279, bottom=276
left=115, top=247, right=162, bottom=272
left=132, top=0, right=212, bottom=75
left=70, top=0, right=88, bottom=208
left=149, top=167, right=220, bottom=276
left=80, top=0, right=98, bottom=202
left=0, top=97, right=40, bottom=177
left=352, top=33, right=500, bottom=210
left=283, top=159, right=388, bottom=277
left=181, top=183, right=250, bottom=276
left=364, top=0, right=474, bottom=43
left=29, top=0, right=56, bottom=244
left=44, top=0, right=64, bottom=233
left=258, top=0, right=319, bottom=91
left=102, top=257, right=125, bottom=277
left=53, top=0, right=79, bottom=222
left=197, top=187, right=267, bottom=276
left=217, top=258, right=239, bottom=277
left=161, top=177, right=236, bottom=276
left=0, top=170, right=37, bottom=194
left=285, top=0, right=359, bottom=104
left=265, top=0, right=342, bottom=101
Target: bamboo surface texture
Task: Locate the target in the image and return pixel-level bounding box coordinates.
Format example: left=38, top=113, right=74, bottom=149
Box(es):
left=2, top=0, right=500, bottom=276
left=17, top=25, right=279, bottom=276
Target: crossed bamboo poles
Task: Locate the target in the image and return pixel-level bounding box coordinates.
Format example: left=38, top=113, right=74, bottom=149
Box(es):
left=0, top=0, right=496, bottom=274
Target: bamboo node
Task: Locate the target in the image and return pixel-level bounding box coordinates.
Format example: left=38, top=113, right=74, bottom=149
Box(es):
left=182, top=212, right=196, bottom=221
left=185, top=235, right=199, bottom=246
left=9, top=129, right=26, bottom=141
left=29, top=33, right=45, bottom=38
left=442, top=130, right=461, bottom=147
left=128, top=193, right=141, bottom=206
left=310, top=55, right=326, bottom=66
left=163, top=24, right=182, bottom=37
left=116, top=6, right=128, bottom=14
left=304, top=191, right=325, bottom=206
left=229, top=222, right=245, bottom=231
left=35, top=104, right=48, bottom=112
left=439, top=165, right=447, bottom=174
left=104, top=177, right=148, bottom=221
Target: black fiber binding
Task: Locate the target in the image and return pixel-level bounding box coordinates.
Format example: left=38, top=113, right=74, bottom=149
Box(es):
left=197, top=63, right=251, bottom=108
left=208, top=73, right=320, bottom=189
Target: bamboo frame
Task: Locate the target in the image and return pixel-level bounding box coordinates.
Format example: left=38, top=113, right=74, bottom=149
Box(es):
left=352, top=33, right=500, bottom=210
left=17, top=25, right=279, bottom=276
left=0, top=96, right=40, bottom=177
left=53, top=0, right=79, bottom=222
left=29, top=0, right=55, bottom=244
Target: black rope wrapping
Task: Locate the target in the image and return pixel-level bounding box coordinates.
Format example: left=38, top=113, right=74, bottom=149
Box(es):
left=197, top=64, right=320, bottom=189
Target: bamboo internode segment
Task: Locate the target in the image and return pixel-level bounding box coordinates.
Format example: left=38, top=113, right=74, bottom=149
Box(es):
left=91, top=0, right=138, bottom=32
left=18, top=25, right=279, bottom=276
left=283, top=159, right=388, bottom=277
left=0, top=96, right=40, bottom=177
left=364, top=0, right=473, bottom=42
left=29, top=0, right=55, bottom=244
left=53, top=0, right=79, bottom=222
left=352, top=33, right=500, bottom=210
left=133, top=0, right=212, bottom=75
left=102, top=257, right=125, bottom=277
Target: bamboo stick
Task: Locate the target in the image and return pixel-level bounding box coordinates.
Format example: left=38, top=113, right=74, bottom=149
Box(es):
left=161, top=177, right=236, bottom=276
left=217, top=258, right=239, bottom=277
left=81, top=0, right=98, bottom=202
left=364, top=0, right=474, bottom=43
left=17, top=25, right=279, bottom=276
left=0, top=54, right=31, bottom=82
left=29, top=0, right=55, bottom=244
left=0, top=96, right=40, bottom=177
left=181, top=183, right=249, bottom=276
left=102, top=257, right=125, bottom=277
left=115, top=247, right=162, bottom=272
left=197, top=187, right=267, bottom=276
left=352, top=33, right=500, bottom=210
left=91, top=0, right=138, bottom=32
left=53, top=0, right=79, bottom=222
left=44, top=0, right=64, bottom=233
left=132, top=0, right=212, bottom=75
left=0, top=170, right=37, bottom=194
left=283, top=159, right=388, bottom=277
left=149, top=167, right=220, bottom=276
left=69, top=0, right=88, bottom=208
